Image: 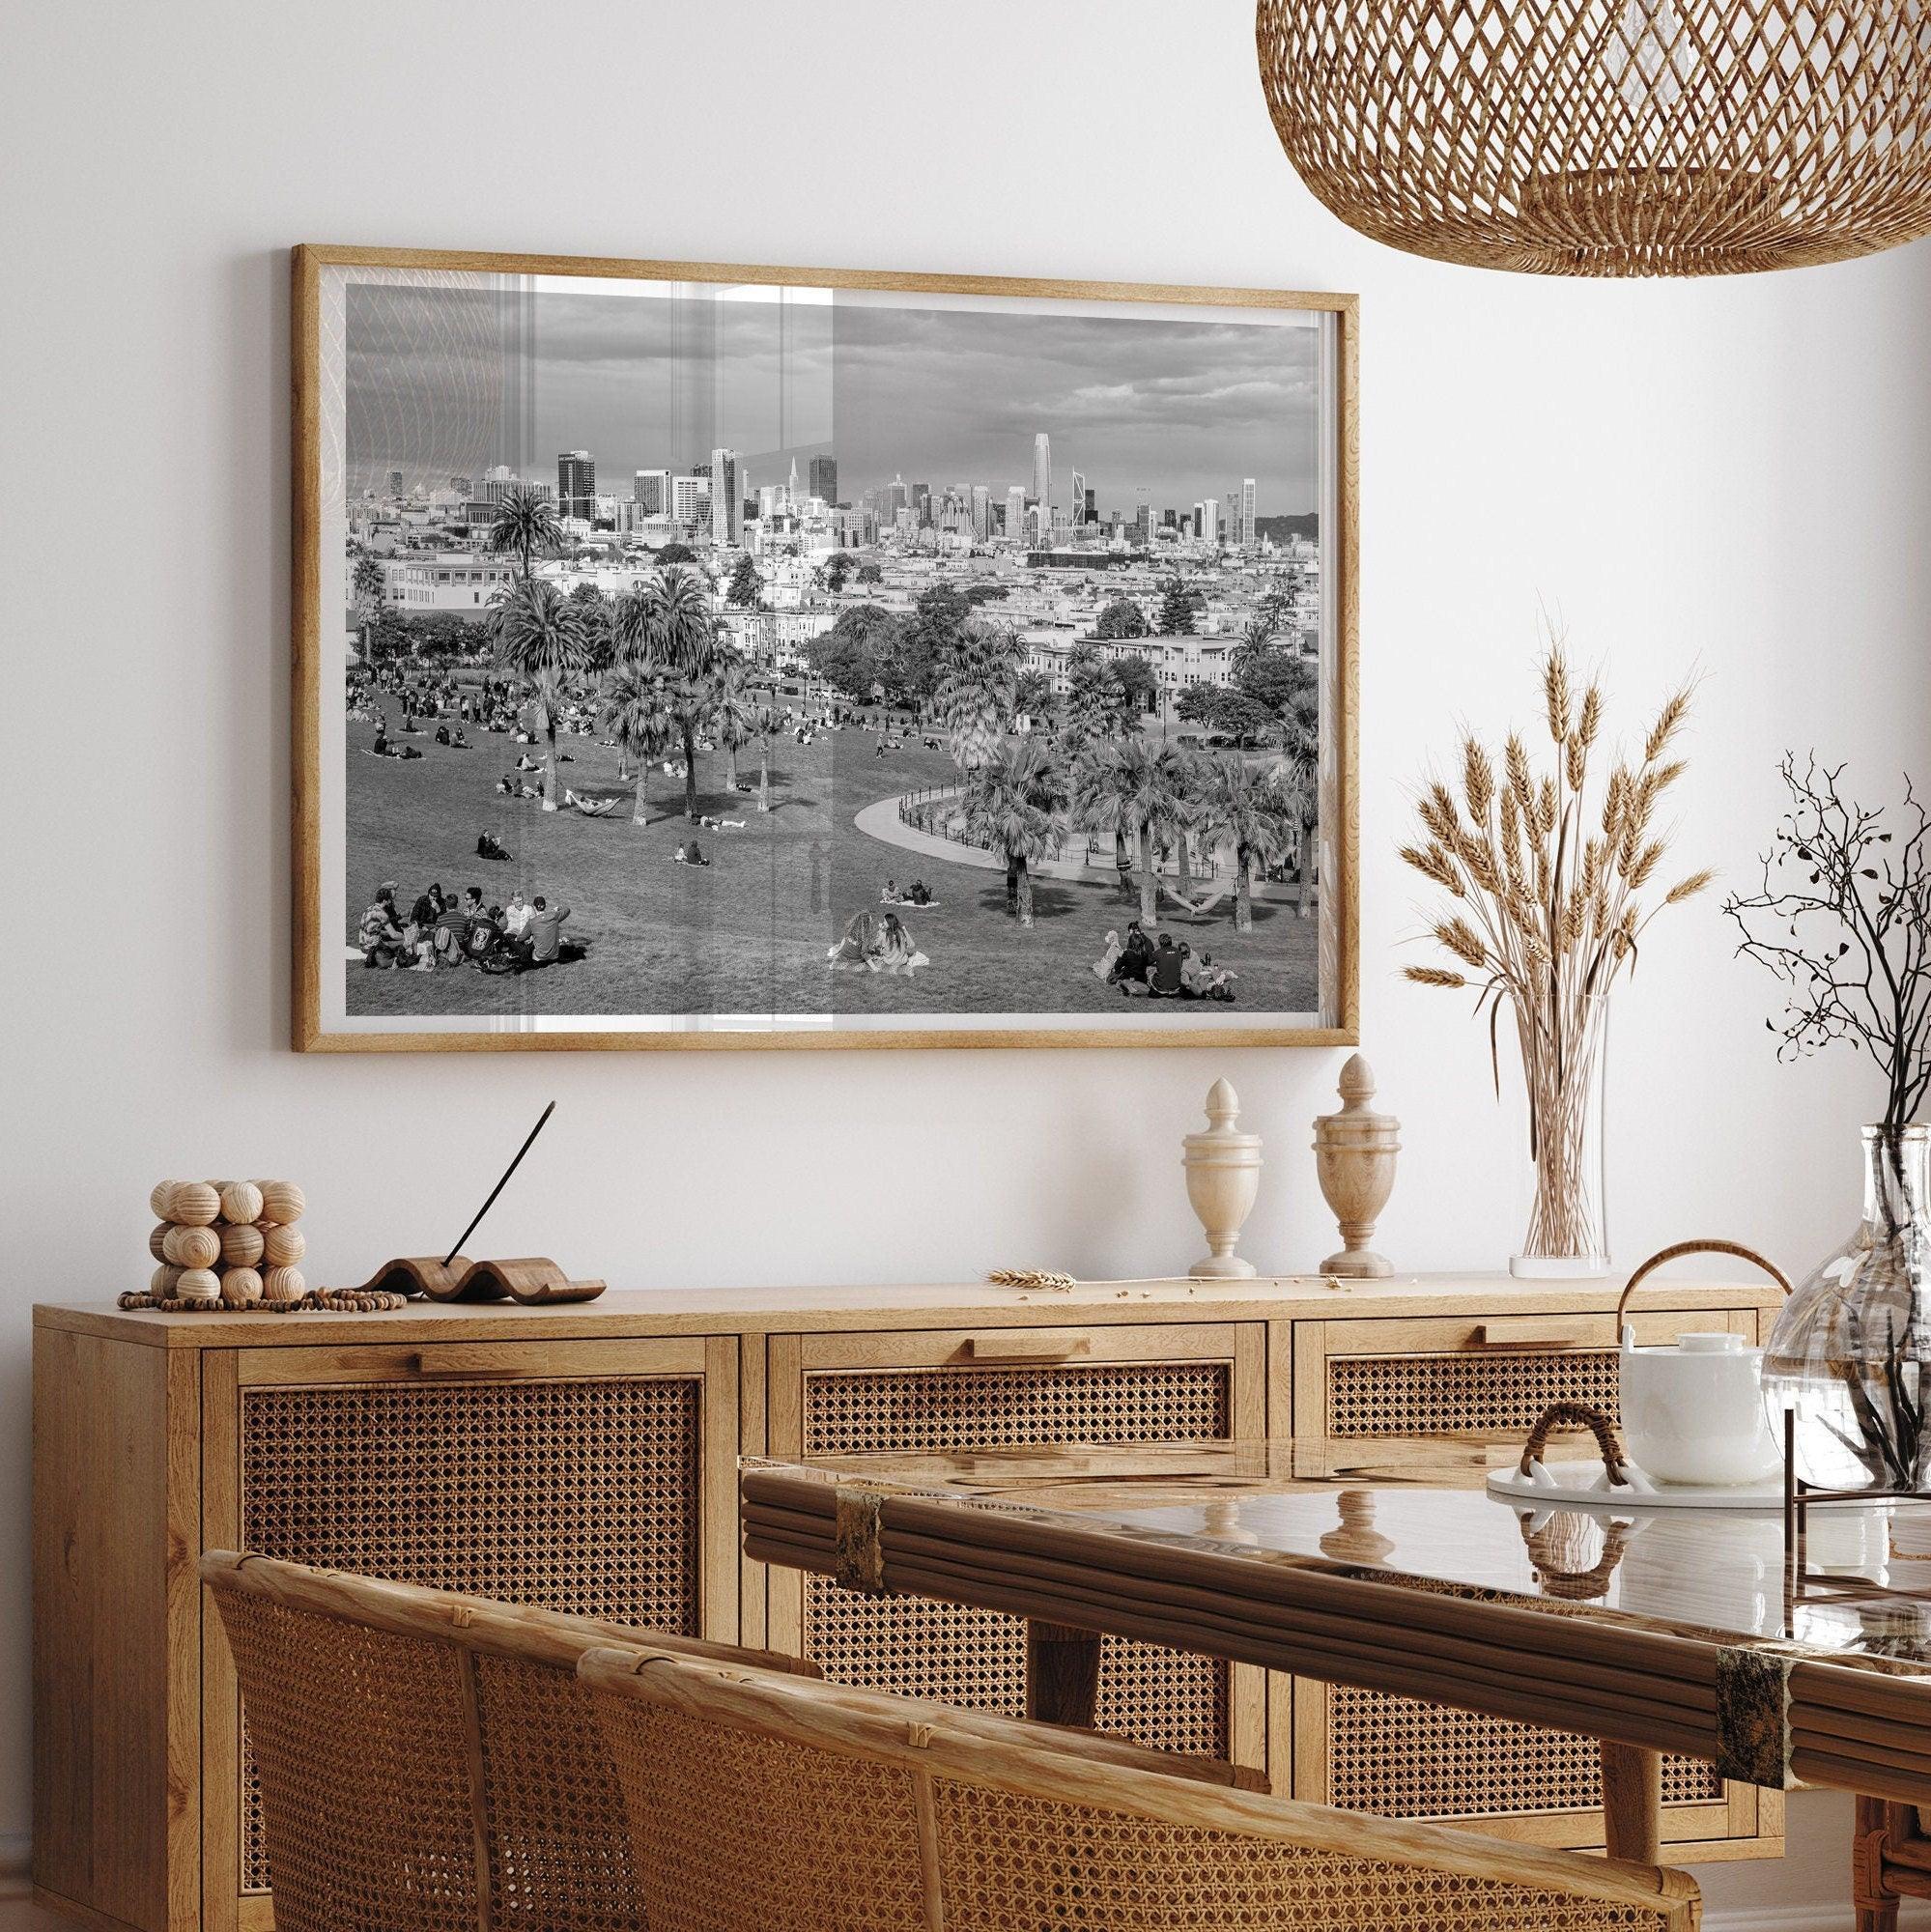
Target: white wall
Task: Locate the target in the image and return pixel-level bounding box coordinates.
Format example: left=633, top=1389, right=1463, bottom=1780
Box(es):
left=5, top=5, right=1928, bottom=1921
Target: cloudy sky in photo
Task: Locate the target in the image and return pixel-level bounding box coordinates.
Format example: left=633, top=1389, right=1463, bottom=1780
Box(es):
left=345, top=279, right=1323, bottom=517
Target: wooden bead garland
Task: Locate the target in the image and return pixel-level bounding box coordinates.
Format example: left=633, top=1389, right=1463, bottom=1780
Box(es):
left=130, top=1177, right=353, bottom=1316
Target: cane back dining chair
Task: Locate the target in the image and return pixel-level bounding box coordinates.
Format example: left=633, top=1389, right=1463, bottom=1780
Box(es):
left=581, top=1641, right=1705, bottom=1932
left=201, top=1548, right=1267, bottom=1932
left=198, top=1549, right=826, bottom=1932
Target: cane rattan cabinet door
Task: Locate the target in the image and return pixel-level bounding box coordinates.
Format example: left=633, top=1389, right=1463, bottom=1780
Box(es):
left=1286, top=1308, right=1777, bottom=1858
left=765, top=1322, right=1267, bottom=1772
left=200, top=1336, right=739, bottom=1932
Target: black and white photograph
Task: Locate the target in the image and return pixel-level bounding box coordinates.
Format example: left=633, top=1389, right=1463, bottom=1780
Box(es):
left=297, top=252, right=1357, bottom=1049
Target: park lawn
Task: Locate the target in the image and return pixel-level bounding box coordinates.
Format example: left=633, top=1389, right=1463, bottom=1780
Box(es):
left=344, top=714, right=1318, bottom=1021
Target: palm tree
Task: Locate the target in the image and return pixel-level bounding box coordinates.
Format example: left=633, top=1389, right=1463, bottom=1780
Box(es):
left=488, top=486, right=564, bottom=582
left=491, top=579, right=591, bottom=810
left=1011, top=668, right=1054, bottom=729
left=613, top=566, right=720, bottom=818
left=1077, top=739, right=1188, bottom=926
left=1232, top=612, right=1275, bottom=678
left=1164, top=745, right=1207, bottom=898
left=934, top=622, right=1023, bottom=771
left=1199, top=756, right=1299, bottom=931
left=600, top=663, right=676, bottom=825
left=709, top=659, right=760, bottom=794
left=753, top=703, right=783, bottom=812
left=961, top=737, right=1067, bottom=927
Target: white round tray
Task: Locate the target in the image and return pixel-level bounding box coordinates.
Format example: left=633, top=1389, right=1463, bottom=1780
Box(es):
left=1486, top=1462, right=1878, bottom=1513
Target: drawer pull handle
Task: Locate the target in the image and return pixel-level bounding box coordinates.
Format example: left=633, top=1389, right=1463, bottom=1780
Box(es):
left=1468, top=1321, right=1588, bottom=1351
left=960, top=1335, right=1090, bottom=1365
left=403, top=1349, right=505, bottom=1378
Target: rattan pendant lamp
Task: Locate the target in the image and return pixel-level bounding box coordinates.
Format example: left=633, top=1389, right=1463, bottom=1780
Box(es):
left=1256, top=2, right=1931, bottom=274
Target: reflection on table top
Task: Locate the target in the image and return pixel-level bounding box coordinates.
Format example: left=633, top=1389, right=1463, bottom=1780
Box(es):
left=742, top=1436, right=1931, bottom=1664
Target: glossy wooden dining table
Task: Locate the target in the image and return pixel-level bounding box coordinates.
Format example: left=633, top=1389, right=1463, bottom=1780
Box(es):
left=741, top=1435, right=1931, bottom=1865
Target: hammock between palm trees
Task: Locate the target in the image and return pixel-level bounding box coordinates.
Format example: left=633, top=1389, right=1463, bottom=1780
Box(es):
left=1159, top=876, right=1235, bottom=916
left=563, top=785, right=629, bottom=818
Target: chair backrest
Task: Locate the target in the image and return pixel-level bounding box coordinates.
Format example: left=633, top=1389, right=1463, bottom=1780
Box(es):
left=199, top=1549, right=817, bottom=1932
left=581, top=1643, right=1703, bottom=1932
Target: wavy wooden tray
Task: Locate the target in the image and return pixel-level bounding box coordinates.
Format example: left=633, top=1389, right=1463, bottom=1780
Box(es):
left=343, top=1255, right=606, bottom=1304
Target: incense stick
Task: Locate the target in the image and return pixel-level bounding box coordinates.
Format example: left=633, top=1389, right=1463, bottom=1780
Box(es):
left=442, top=1101, right=556, bottom=1267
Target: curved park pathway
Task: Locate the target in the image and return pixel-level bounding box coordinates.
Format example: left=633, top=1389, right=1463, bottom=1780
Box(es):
left=854, top=789, right=1111, bottom=882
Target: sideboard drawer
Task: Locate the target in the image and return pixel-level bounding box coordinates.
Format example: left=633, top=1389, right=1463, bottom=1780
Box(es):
left=764, top=1322, right=1266, bottom=1772
left=201, top=1337, right=740, bottom=1931
left=1285, top=1307, right=1775, bottom=1856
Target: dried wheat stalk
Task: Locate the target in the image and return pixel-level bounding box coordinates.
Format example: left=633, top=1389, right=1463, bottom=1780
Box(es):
left=1402, top=635, right=1705, bottom=1260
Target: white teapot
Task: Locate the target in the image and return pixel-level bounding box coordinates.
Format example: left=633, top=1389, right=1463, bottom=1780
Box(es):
left=1617, top=1241, right=1793, bottom=1488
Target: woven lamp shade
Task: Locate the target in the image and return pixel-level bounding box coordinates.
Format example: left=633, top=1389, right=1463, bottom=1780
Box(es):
left=1256, top=1, right=1931, bottom=275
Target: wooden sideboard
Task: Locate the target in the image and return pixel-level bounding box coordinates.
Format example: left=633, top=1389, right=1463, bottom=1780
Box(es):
left=33, top=1273, right=1784, bottom=1931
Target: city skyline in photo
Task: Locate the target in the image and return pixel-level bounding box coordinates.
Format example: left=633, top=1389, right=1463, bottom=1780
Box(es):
left=345, top=283, right=1325, bottom=520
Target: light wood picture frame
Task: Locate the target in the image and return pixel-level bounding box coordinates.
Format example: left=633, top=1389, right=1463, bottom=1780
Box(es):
left=293, top=245, right=1359, bottom=1052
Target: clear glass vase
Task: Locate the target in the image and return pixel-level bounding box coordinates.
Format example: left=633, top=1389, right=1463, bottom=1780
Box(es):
left=1764, top=1124, right=1931, bottom=1492
left=1508, top=991, right=1611, bottom=1279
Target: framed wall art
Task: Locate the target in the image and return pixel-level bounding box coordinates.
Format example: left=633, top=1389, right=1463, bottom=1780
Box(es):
left=293, top=245, right=1358, bottom=1051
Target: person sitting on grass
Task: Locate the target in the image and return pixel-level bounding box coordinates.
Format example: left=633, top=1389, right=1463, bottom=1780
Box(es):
left=1149, top=932, right=1185, bottom=998
left=517, top=895, right=571, bottom=969
left=907, top=880, right=932, bottom=905
left=410, top=882, right=446, bottom=930
left=1092, top=929, right=1122, bottom=981
left=1198, top=952, right=1236, bottom=1002
left=476, top=829, right=511, bottom=861
left=435, top=724, right=451, bottom=746
left=496, top=773, right=517, bottom=795
left=873, top=911, right=928, bottom=974
left=1110, top=922, right=1152, bottom=991
left=881, top=878, right=899, bottom=904
left=672, top=840, right=710, bottom=867
left=357, top=885, right=406, bottom=968
left=434, top=888, right=485, bottom=967
left=502, top=891, right=532, bottom=941
left=465, top=903, right=504, bottom=965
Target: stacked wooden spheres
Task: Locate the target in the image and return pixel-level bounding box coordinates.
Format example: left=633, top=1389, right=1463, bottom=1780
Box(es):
left=148, top=1179, right=306, bottom=1308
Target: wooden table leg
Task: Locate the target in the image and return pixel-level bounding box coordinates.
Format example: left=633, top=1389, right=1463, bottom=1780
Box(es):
left=1600, top=1742, right=1661, bottom=1864
left=1025, top=1619, right=1101, bottom=1728
left=1854, top=1794, right=1903, bottom=1932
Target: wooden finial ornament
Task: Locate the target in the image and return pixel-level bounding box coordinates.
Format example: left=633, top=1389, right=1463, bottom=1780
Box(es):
left=1183, top=1078, right=1263, bottom=1280
left=1312, top=1053, right=1400, bottom=1279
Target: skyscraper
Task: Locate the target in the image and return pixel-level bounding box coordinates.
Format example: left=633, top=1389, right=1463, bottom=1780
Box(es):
left=912, top=481, right=930, bottom=526
left=1006, top=486, right=1026, bottom=542
left=671, top=473, right=710, bottom=528
left=634, top=469, right=670, bottom=517
left=1032, top=434, right=1051, bottom=516
left=809, top=455, right=838, bottom=505
left=557, top=451, right=596, bottom=522
left=1084, top=485, right=1097, bottom=526
left=970, top=484, right=990, bottom=540
left=1069, top=468, right=1085, bottom=526
left=1240, top=477, right=1257, bottom=551
left=786, top=456, right=801, bottom=509
left=710, top=448, right=741, bottom=545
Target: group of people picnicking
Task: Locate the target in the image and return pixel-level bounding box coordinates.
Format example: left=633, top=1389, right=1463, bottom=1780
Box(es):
left=356, top=881, right=576, bottom=975
left=1093, top=922, right=1238, bottom=1002
left=880, top=878, right=936, bottom=907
